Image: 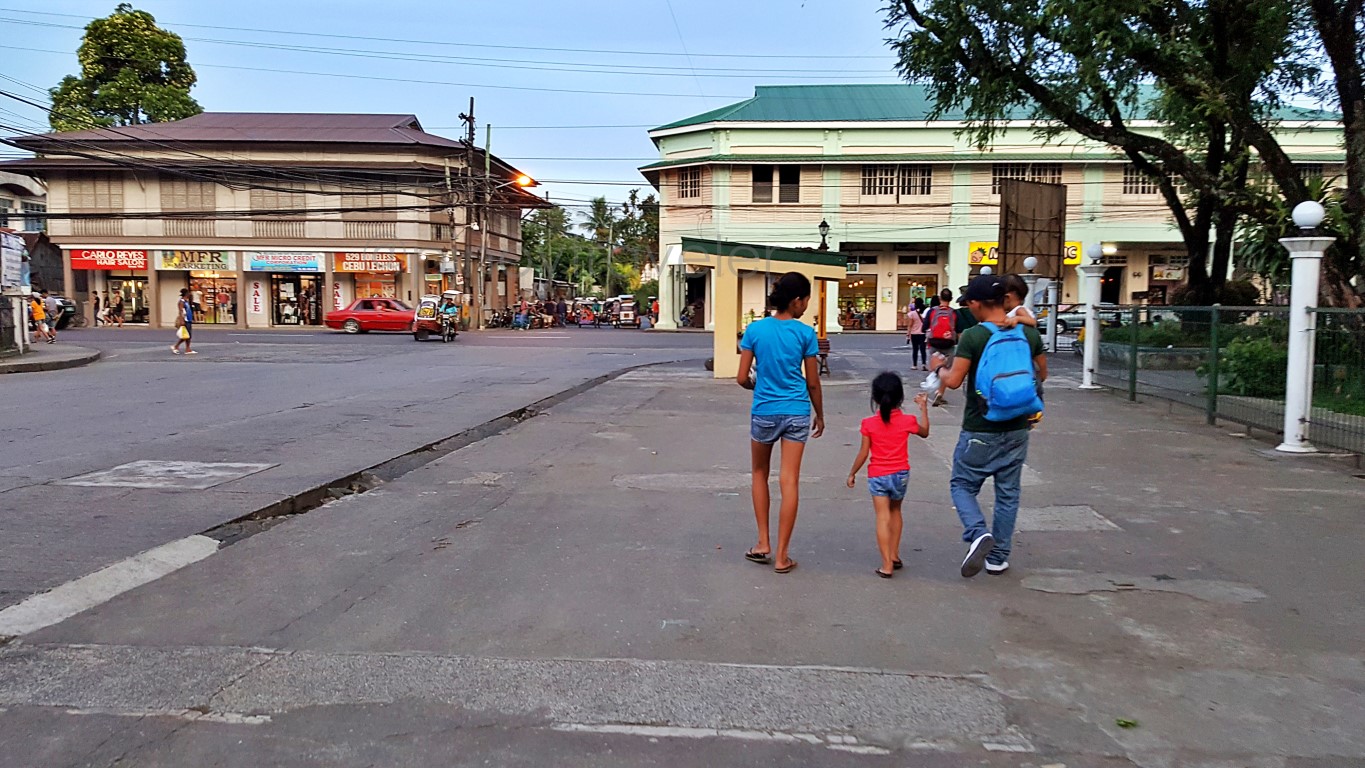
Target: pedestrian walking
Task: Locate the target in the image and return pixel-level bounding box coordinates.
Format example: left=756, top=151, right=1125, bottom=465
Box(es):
left=846, top=372, right=930, bottom=578
left=171, top=288, right=196, bottom=355
left=925, top=288, right=960, bottom=406
left=92, top=292, right=102, bottom=327
left=736, top=271, right=825, bottom=574
left=29, top=294, right=53, bottom=344
left=110, top=295, right=124, bottom=327
left=41, top=291, right=61, bottom=342
left=931, top=275, right=1046, bottom=578
left=905, top=297, right=928, bottom=369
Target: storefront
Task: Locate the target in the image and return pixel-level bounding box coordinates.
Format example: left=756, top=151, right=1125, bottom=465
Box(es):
left=896, top=275, right=938, bottom=329
left=69, top=249, right=150, bottom=323
left=248, top=252, right=324, bottom=326
left=334, top=252, right=407, bottom=302
left=155, top=251, right=238, bottom=325
left=839, top=274, right=878, bottom=330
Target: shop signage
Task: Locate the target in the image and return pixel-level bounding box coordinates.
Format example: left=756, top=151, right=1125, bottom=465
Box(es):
left=332, top=280, right=344, bottom=311
left=248, top=279, right=267, bottom=317
left=69, top=249, right=149, bottom=270
left=156, top=251, right=236, bottom=271
left=248, top=251, right=322, bottom=272
left=968, top=242, right=1083, bottom=267
left=1, top=232, right=24, bottom=291
left=1151, top=265, right=1186, bottom=281
left=334, top=253, right=408, bottom=273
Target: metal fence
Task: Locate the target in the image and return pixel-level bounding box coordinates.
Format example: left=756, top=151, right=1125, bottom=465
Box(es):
left=1087, top=304, right=1365, bottom=455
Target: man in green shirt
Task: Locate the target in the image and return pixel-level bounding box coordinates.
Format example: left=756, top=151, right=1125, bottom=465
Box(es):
left=931, top=275, right=1047, bottom=578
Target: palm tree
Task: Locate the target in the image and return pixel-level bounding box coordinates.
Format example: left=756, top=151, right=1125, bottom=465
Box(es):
left=579, top=196, right=618, bottom=294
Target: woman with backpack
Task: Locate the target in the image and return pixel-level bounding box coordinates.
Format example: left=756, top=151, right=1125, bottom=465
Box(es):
left=924, top=289, right=959, bottom=405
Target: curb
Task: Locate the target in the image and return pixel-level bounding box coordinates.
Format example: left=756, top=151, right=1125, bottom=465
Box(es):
left=0, top=347, right=101, bottom=375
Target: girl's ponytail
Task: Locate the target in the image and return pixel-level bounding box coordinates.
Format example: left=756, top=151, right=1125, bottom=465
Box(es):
left=871, top=371, right=905, bottom=424
left=768, top=271, right=812, bottom=312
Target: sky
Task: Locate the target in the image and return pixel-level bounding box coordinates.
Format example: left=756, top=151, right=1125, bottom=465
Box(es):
left=0, top=0, right=905, bottom=220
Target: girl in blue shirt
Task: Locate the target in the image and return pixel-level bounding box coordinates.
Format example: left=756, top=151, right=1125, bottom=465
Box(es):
left=736, top=272, right=825, bottom=574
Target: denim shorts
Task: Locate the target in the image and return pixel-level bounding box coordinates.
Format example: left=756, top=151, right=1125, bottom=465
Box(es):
left=750, top=413, right=811, bottom=444
left=868, top=470, right=909, bottom=500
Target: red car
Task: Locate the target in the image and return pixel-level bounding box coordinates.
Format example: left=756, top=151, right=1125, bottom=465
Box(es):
left=325, top=298, right=413, bottom=333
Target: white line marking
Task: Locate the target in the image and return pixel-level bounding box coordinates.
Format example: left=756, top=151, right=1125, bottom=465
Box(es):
left=0, top=535, right=220, bottom=636
left=64, top=707, right=271, bottom=725
left=227, top=333, right=317, bottom=337
left=828, top=744, right=893, bottom=755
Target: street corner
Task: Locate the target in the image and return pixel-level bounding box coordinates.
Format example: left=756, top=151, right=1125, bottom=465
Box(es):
left=0, top=344, right=100, bottom=374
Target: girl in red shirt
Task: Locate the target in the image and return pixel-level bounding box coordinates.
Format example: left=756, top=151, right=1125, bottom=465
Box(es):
left=846, top=372, right=931, bottom=578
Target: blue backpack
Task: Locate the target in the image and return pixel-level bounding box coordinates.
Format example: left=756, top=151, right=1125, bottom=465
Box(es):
left=974, top=322, right=1043, bottom=421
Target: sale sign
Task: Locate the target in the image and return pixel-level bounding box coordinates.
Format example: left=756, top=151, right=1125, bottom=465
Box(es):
left=332, top=280, right=343, bottom=311
left=248, top=280, right=266, bottom=316
left=69, top=249, right=148, bottom=270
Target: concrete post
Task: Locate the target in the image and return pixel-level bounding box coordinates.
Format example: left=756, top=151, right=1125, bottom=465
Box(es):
left=1022, top=272, right=1039, bottom=314
left=1077, top=262, right=1106, bottom=390
left=655, top=245, right=680, bottom=330
left=1275, top=236, right=1334, bottom=453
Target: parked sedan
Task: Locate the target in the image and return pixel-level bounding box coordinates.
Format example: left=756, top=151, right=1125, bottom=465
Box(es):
left=324, top=298, right=413, bottom=333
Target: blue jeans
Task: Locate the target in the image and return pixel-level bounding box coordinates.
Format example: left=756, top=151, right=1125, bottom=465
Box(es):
left=950, top=429, right=1030, bottom=564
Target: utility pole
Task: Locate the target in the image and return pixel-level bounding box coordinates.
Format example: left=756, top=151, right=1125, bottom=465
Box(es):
left=605, top=221, right=613, bottom=298
left=458, top=98, right=476, bottom=326
left=474, top=123, right=492, bottom=330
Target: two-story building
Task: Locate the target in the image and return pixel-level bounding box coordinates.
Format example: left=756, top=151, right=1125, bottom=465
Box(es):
left=643, top=85, right=1344, bottom=331
left=2, top=113, right=541, bottom=327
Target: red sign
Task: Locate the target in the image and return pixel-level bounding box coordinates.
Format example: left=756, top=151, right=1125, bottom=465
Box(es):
left=249, top=280, right=265, bottom=315
left=70, top=249, right=148, bottom=270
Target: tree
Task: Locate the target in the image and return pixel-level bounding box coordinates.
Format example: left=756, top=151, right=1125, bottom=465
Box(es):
left=49, top=3, right=202, bottom=131
left=884, top=0, right=1360, bottom=305
left=616, top=189, right=660, bottom=269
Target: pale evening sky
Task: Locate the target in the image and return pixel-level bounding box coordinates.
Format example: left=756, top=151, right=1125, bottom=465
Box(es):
left=0, top=0, right=903, bottom=218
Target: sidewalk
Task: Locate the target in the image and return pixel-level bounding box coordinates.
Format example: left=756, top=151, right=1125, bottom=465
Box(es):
left=5, top=360, right=1361, bottom=765
left=0, top=343, right=100, bottom=374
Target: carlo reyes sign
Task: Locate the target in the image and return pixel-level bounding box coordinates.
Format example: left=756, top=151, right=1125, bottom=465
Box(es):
left=69, top=249, right=149, bottom=270
left=968, top=242, right=1084, bottom=267
left=333, top=253, right=409, bottom=273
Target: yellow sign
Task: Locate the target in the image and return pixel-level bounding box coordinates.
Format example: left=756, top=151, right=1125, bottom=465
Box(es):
left=968, top=242, right=1083, bottom=267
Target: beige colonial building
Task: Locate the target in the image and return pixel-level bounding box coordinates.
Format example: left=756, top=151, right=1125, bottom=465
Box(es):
left=643, top=85, right=1345, bottom=331
left=2, top=113, right=541, bottom=327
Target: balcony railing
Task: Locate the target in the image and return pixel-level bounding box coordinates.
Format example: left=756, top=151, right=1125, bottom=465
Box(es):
left=344, top=221, right=397, bottom=240
left=73, top=219, right=122, bottom=237
left=164, top=218, right=216, bottom=238
left=253, top=219, right=307, bottom=238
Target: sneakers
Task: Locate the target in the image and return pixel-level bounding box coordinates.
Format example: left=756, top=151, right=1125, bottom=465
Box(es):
left=961, top=533, right=994, bottom=578
left=171, top=347, right=181, bottom=355
left=985, top=560, right=1010, bottom=575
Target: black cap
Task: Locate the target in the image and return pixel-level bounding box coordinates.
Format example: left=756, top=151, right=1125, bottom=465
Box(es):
left=964, top=274, right=1007, bottom=303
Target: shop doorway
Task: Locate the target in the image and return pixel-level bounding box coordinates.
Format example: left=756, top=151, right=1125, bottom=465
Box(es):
left=839, top=276, right=877, bottom=329
left=189, top=273, right=237, bottom=324
left=107, top=274, right=148, bottom=323
left=1101, top=267, right=1124, bottom=304
left=896, top=275, right=938, bottom=329
left=271, top=273, right=324, bottom=326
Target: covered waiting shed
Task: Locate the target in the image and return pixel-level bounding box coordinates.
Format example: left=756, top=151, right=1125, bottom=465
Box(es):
left=679, top=237, right=847, bottom=379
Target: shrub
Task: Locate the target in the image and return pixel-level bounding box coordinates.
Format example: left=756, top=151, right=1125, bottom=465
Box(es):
left=1216, top=336, right=1288, bottom=398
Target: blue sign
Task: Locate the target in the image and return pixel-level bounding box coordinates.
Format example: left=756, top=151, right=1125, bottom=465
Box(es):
left=248, top=252, right=321, bottom=272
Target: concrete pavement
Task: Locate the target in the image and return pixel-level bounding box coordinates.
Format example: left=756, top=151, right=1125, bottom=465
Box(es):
left=0, top=343, right=100, bottom=374
left=2, top=342, right=1360, bottom=766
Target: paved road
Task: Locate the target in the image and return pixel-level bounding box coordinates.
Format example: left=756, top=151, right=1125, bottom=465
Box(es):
left=0, top=327, right=710, bottom=612
left=2, top=342, right=1359, bottom=765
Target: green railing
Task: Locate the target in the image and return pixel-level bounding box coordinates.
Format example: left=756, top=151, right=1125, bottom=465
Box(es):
left=1087, top=305, right=1365, bottom=455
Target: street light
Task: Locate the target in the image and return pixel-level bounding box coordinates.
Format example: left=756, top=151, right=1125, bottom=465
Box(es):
left=1077, top=243, right=1107, bottom=390
left=1292, top=200, right=1326, bottom=231
left=817, top=219, right=830, bottom=251
left=980, top=266, right=993, bottom=276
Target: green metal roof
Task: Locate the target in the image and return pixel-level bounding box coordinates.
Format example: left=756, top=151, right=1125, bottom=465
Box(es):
left=639, top=151, right=1129, bottom=171
left=681, top=237, right=846, bottom=269
left=653, top=84, right=1343, bottom=131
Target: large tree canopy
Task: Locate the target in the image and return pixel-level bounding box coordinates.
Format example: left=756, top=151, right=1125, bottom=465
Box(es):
left=885, top=0, right=1362, bottom=306
left=49, top=3, right=202, bottom=131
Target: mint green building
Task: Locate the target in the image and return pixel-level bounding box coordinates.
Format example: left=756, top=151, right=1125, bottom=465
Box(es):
left=642, top=85, right=1344, bottom=332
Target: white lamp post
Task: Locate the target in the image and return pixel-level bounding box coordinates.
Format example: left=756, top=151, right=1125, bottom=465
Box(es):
left=1077, top=244, right=1106, bottom=390
left=979, top=265, right=993, bottom=276
left=1275, top=201, right=1335, bottom=453
left=1021, top=256, right=1040, bottom=313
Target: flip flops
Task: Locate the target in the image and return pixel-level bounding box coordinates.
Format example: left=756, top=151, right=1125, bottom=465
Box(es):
left=876, top=569, right=893, bottom=579
left=744, top=549, right=771, bottom=564
left=774, top=559, right=798, bottom=574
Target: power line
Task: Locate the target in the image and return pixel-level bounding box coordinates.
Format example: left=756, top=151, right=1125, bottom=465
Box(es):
left=0, top=16, right=897, bottom=79
left=0, top=7, right=889, bottom=60
left=9, top=45, right=748, bottom=99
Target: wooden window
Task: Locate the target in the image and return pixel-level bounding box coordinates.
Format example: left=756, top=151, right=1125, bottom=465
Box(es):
left=778, top=166, right=800, bottom=203
left=861, top=165, right=897, bottom=197
left=160, top=178, right=216, bottom=211
left=677, top=167, right=702, bottom=199
left=250, top=186, right=306, bottom=215
left=341, top=188, right=398, bottom=212
left=898, top=165, right=932, bottom=196
left=992, top=163, right=1062, bottom=195
left=69, top=173, right=124, bottom=210
left=752, top=165, right=774, bottom=203
left=1122, top=165, right=1159, bottom=195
